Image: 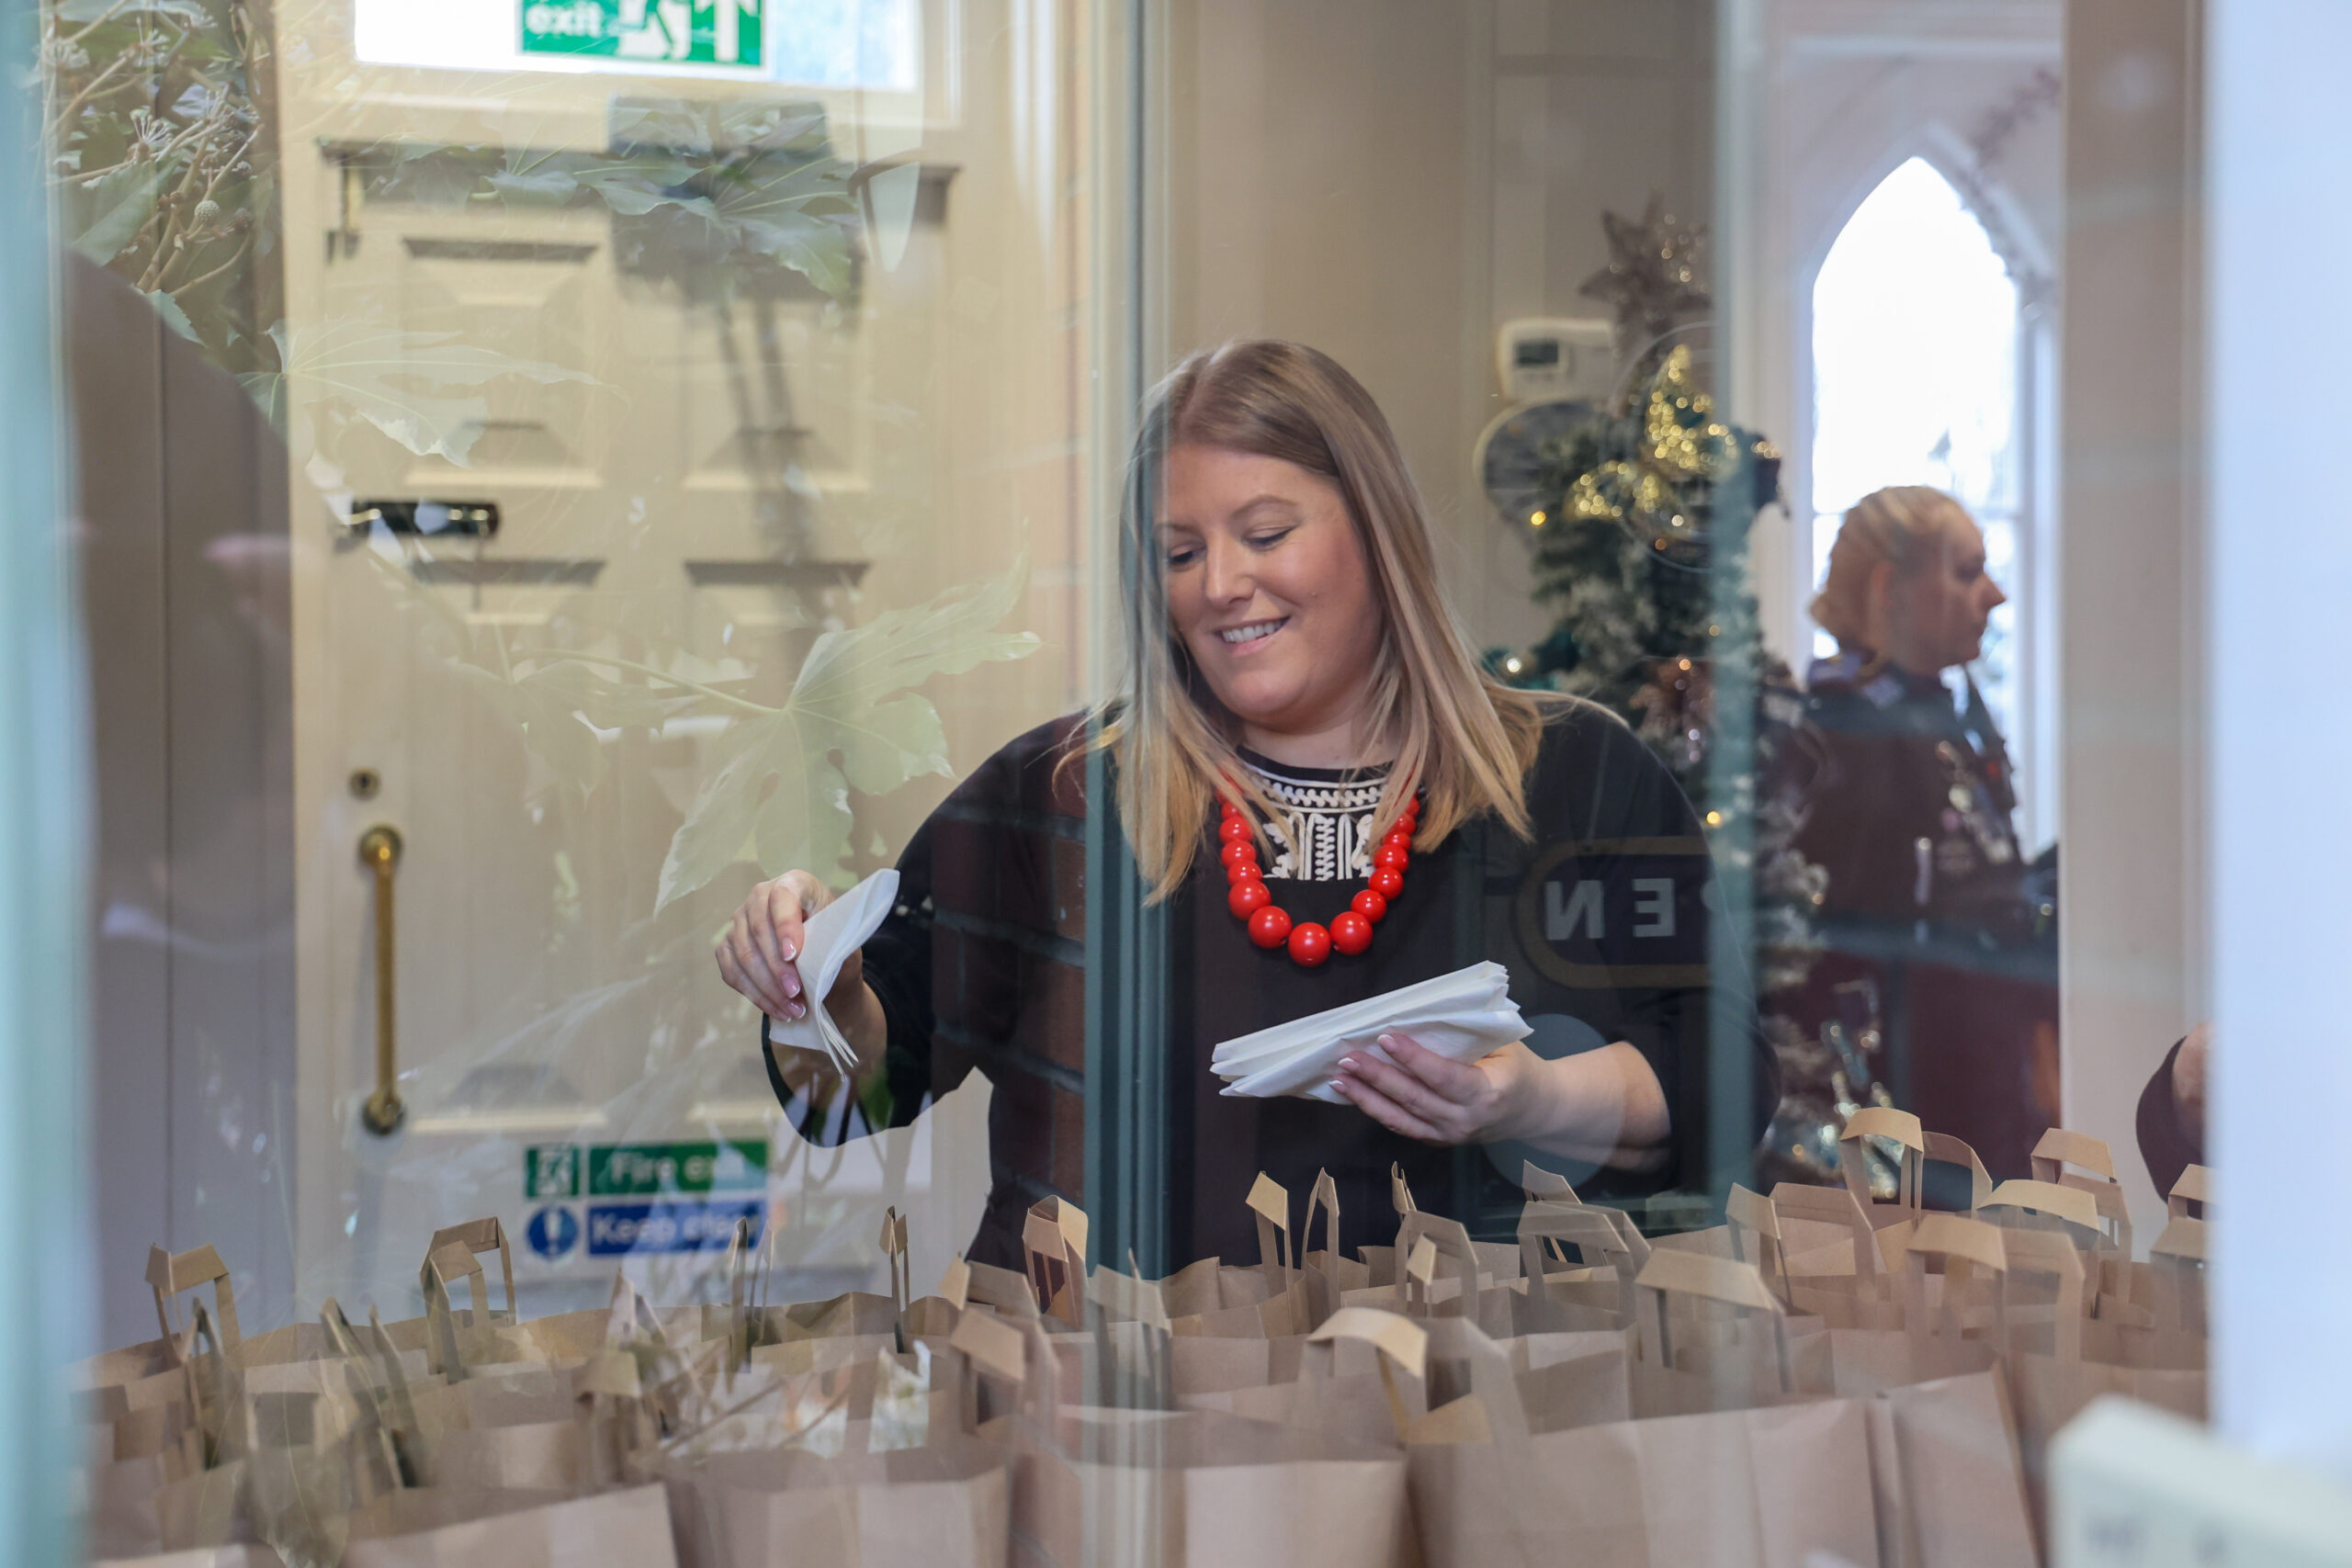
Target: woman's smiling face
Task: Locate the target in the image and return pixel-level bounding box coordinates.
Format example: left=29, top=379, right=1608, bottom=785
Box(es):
left=1158, top=443, right=1386, bottom=755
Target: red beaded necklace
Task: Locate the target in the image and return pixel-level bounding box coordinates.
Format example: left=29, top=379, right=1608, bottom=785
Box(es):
left=1217, top=789, right=1420, bottom=968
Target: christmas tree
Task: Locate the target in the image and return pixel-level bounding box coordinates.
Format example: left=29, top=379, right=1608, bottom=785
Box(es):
left=1488, top=200, right=1873, bottom=1189
left=1487, top=198, right=1781, bottom=829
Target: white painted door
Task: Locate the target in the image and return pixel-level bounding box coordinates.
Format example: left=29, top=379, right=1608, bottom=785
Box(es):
left=269, top=0, right=1107, bottom=1320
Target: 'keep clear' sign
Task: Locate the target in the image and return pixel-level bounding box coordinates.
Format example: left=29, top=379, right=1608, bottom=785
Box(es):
left=521, top=1139, right=766, bottom=1262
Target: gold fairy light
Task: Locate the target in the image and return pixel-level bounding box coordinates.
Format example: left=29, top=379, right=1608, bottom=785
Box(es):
left=1643, top=346, right=1738, bottom=481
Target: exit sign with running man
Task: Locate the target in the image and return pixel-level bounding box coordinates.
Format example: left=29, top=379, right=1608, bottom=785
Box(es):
left=520, top=0, right=763, bottom=67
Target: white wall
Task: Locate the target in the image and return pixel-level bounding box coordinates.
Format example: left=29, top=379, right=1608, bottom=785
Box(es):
left=1164, top=0, right=1713, bottom=654
left=2059, top=0, right=2206, bottom=1248
left=2208, top=0, right=2352, bottom=1487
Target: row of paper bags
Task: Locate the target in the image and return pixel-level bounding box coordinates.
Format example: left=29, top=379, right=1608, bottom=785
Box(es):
left=74, top=1110, right=2209, bottom=1568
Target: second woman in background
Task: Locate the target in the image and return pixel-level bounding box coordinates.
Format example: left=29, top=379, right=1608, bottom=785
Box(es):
left=1772, top=484, right=2059, bottom=1182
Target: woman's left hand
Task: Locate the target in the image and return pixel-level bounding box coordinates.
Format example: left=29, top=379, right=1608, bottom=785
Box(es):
left=1329, top=1033, right=1542, bottom=1145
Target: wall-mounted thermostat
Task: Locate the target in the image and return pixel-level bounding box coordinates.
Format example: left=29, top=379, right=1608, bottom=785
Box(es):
left=1497, top=318, right=1614, bottom=403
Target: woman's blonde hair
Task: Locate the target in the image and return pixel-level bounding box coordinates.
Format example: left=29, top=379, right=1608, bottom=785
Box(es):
left=1091, top=340, right=1548, bottom=901
left=1810, top=484, right=1972, bottom=656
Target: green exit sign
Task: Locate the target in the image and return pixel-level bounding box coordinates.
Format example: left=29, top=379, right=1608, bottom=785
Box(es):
left=520, top=0, right=763, bottom=67
left=526, top=1140, right=769, bottom=1199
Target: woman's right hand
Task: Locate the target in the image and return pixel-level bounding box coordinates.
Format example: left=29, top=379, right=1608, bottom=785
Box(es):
left=716, top=872, right=884, bottom=1068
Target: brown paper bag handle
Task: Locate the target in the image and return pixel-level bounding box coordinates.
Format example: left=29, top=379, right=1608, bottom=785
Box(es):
left=322, top=1297, right=423, bottom=1490
left=1308, top=1307, right=1428, bottom=1438
left=1768, top=1180, right=1892, bottom=1303
left=947, top=1308, right=1058, bottom=1430
left=416, top=1216, right=518, bottom=1369
left=1303, top=1168, right=1341, bottom=1265
left=420, top=1242, right=480, bottom=1382
left=1901, top=1213, right=2009, bottom=1348
left=723, top=1214, right=765, bottom=1375
left=1519, top=1161, right=1579, bottom=1266
left=1247, top=1172, right=1293, bottom=1301
left=1520, top=1160, right=1577, bottom=1204
left=1981, top=1179, right=2107, bottom=1314
left=1022, top=1198, right=1088, bottom=1327
left=1634, top=1250, right=1792, bottom=1393
left=1840, top=1107, right=1926, bottom=1218
left=2029, top=1128, right=2116, bottom=1184
left=2167, top=1164, right=2212, bottom=1219
left=2029, top=1129, right=2133, bottom=1256
left=1390, top=1162, right=1417, bottom=1218
left=1518, top=1200, right=1645, bottom=1321
left=2062, top=1174, right=2134, bottom=1258
left=147, top=1244, right=242, bottom=1370
left=182, top=1299, right=248, bottom=1465
left=1921, top=1132, right=1994, bottom=1210
left=2147, top=1214, right=2210, bottom=1339
left=1395, top=1213, right=1480, bottom=1317
left=605, top=1267, right=667, bottom=1349
left=876, top=1205, right=912, bottom=1342
left=1725, top=1184, right=1791, bottom=1305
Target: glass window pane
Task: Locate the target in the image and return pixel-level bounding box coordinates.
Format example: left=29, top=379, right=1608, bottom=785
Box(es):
left=39, top=0, right=2267, bottom=1556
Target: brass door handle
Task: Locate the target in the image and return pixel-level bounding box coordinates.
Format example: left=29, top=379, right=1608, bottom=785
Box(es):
left=359, top=825, right=405, bottom=1134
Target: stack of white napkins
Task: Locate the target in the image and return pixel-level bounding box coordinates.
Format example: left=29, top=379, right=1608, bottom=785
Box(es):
left=1210, top=960, right=1530, bottom=1104
left=765, top=868, right=899, bottom=1074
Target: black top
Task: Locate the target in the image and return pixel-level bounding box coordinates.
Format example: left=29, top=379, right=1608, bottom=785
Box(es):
left=2137, top=1040, right=2202, bottom=1201
left=767, top=700, right=1772, bottom=1269
left=1786, top=654, right=2036, bottom=941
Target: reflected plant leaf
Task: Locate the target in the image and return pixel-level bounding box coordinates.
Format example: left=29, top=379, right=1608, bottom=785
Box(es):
left=656, top=558, right=1043, bottom=908
left=241, top=319, right=596, bottom=464
left=444, top=662, right=619, bottom=795
left=144, top=288, right=200, bottom=341
left=69, top=164, right=169, bottom=265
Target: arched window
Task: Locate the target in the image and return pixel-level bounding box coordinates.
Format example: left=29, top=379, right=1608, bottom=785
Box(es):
left=1811, top=156, right=2025, bottom=758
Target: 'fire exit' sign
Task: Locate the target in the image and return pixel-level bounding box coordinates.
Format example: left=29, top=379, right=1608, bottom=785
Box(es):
left=520, top=0, right=763, bottom=67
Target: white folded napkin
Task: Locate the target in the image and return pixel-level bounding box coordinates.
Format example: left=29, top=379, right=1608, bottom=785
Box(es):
left=1209, top=960, right=1530, bottom=1103
left=765, top=868, right=900, bottom=1074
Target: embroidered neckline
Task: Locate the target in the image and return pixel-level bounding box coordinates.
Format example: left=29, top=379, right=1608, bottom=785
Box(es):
left=1236, top=751, right=1393, bottom=882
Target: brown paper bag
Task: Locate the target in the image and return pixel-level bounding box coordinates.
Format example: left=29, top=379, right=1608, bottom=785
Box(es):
left=81, top=1245, right=246, bottom=1433
left=1166, top=1174, right=1316, bottom=1338
left=1627, top=1249, right=1813, bottom=1417
left=1405, top=1315, right=1881, bottom=1568
left=1998, top=1226, right=2205, bottom=1550
left=1871, top=1367, right=2037, bottom=1568
left=1194, top=1309, right=1431, bottom=1441
left=340, top=1482, right=677, bottom=1566
left=2078, top=1214, right=2207, bottom=1371
left=979, top=1309, right=1413, bottom=1568
left=662, top=1440, right=1012, bottom=1568
left=2028, top=1129, right=2136, bottom=1303
left=1012, top=1406, right=1413, bottom=1568
left=1773, top=1183, right=1905, bottom=1330
left=93, top=1548, right=285, bottom=1568
left=1821, top=1214, right=2009, bottom=1398
left=1511, top=1200, right=1646, bottom=1332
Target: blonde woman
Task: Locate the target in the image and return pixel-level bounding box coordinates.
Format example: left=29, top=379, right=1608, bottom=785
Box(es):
left=1797, top=484, right=2021, bottom=925
left=1783, top=484, right=2056, bottom=1180
left=718, top=341, right=1769, bottom=1267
